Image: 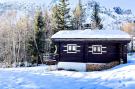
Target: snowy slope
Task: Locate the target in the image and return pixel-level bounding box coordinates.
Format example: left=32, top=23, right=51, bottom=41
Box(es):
left=0, top=0, right=134, bottom=23
left=0, top=53, right=135, bottom=89
left=0, top=0, right=51, bottom=14
left=0, top=0, right=134, bottom=30
left=83, top=0, right=135, bottom=29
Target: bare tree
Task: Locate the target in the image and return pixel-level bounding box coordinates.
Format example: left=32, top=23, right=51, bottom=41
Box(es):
left=0, top=10, right=34, bottom=67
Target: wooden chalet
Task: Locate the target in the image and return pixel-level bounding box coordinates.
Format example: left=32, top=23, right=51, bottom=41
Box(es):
left=51, top=29, right=131, bottom=71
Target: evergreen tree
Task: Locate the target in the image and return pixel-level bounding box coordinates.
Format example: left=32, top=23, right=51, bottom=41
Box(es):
left=72, top=0, right=85, bottom=30
left=52, top=0, right=71, bottom=33
left=91, top=2, right=103, bottom=29
left=27, top=10, right=45, bottom=65
left=34, top=10, right=45, bottom=64
left=51, top=5, right=59, bottom=33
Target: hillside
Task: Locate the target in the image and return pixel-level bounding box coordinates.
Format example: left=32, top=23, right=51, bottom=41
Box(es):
left=0, top=0, right=134, bottom=29
left=83, top=0, right=135, bottom=29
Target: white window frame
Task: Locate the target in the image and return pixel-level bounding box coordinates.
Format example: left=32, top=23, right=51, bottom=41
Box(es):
left=92, top=45, right=102, bottom=54
left=67, top=44, right=77, bottom=53
left=63, top=44, right=80, bottom=53
left=89, top=45, right=107, bottom=54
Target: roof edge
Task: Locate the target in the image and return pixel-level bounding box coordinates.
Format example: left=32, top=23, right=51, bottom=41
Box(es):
left=52, top=38, right=131, bottom=42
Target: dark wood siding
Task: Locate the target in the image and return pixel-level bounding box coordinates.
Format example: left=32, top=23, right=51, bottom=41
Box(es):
left=53, top=40, right=130, bottom=63
left=122, top=44, right=128, bottom=63
left=86, top=42, right=120, bottom=63
left=60, top=42, right=84, bottom=62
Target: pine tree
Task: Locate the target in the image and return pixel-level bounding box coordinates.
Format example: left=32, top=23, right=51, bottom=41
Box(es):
left=52, top=0, right=71, bottom=32
left=51, top=5, right=59, bottom=33
left=72, top=0, right=85, bottom=30
left=27, top=10, right=45, bottom=65
left=91, top=2, right=103, bottom=29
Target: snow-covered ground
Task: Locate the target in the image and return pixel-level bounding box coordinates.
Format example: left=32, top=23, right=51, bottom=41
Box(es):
left=0, top=53, right=135, bottom=89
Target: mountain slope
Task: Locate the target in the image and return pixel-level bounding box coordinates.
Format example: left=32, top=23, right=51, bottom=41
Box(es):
left=0, top=0, right=134, bottom=29
left=0, top=0, right=51, bottom=14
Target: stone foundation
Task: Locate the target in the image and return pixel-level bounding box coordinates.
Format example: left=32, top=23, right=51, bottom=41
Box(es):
left=86, top=61, right=120, bottom=71
left=57, top=61, right=120, bottom=71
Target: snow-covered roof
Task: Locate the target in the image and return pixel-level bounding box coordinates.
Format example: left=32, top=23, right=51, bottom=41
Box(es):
left=51, top=29, right=131, bottom=40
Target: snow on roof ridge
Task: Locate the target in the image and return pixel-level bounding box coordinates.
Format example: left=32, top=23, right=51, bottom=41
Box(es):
left=51, top=29, right=131, bottom=39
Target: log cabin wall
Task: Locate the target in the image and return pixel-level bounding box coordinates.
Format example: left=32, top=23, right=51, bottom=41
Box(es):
left=122, top=44, right=128, bottom=63
left=53, top=40, right=129, bottom=63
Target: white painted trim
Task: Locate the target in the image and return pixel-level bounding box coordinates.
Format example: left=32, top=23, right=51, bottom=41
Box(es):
left=63, top=44, right=81, bottom=54
left=102, top=51, right=107, bottom=53
left=92, top=52, right=103, bottom=54
left=92, top=45, right=102, bottom=54
left=88, top=45, right=107, bottom=54
left=64, top=50, right=81, bottom=53
left=54, top=45, right=58, bottom=54
left=102, top=47, right=107, bottom=49
left=67, top=51, right=78, bottom=53
left=63, top=50, right=68, bottom=52
left=67, top=44, right=77, bottom=46
left=63, top=46, right=67, bottom=48
left=76, top=50, right=80, bottom=52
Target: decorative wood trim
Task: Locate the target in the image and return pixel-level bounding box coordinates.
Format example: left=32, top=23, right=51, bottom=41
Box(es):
left=63, top=44, right=81, bottom=53
left=54, top=45, right=58, bottom=54
left=88, top=45, right=107, bottom=54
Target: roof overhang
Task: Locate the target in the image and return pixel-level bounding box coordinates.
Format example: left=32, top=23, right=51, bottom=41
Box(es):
left=52, top=38, right=131, bottom=42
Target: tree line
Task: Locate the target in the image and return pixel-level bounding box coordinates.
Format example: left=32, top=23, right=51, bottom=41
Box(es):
left=0, top=0, right=102, bottom=67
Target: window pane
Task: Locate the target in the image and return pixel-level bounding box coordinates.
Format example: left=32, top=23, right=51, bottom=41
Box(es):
left=72, top=46, right=76, bottom=51
left=68, top=46, right=72, bottom=51
left=98, top=47, right=101, bottom=52
left=66, top=44, right=80, bottom=53
left=93, top=47, right=97, bottom=51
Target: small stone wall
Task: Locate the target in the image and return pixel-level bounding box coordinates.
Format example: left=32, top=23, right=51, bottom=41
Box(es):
left=86, top=61, right=120, bottom=71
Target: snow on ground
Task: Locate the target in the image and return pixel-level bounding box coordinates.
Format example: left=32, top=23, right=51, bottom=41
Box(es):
left=0, top=53, right=135, bottom=89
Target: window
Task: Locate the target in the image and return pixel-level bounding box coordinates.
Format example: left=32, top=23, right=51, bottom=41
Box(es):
left=63, top=44, right=80, bottom=53
left=89, top=45, right=107, bottom=54
left=92, top=45, right=102, bottom=54
left=67, top=44, right=77, bottom=53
